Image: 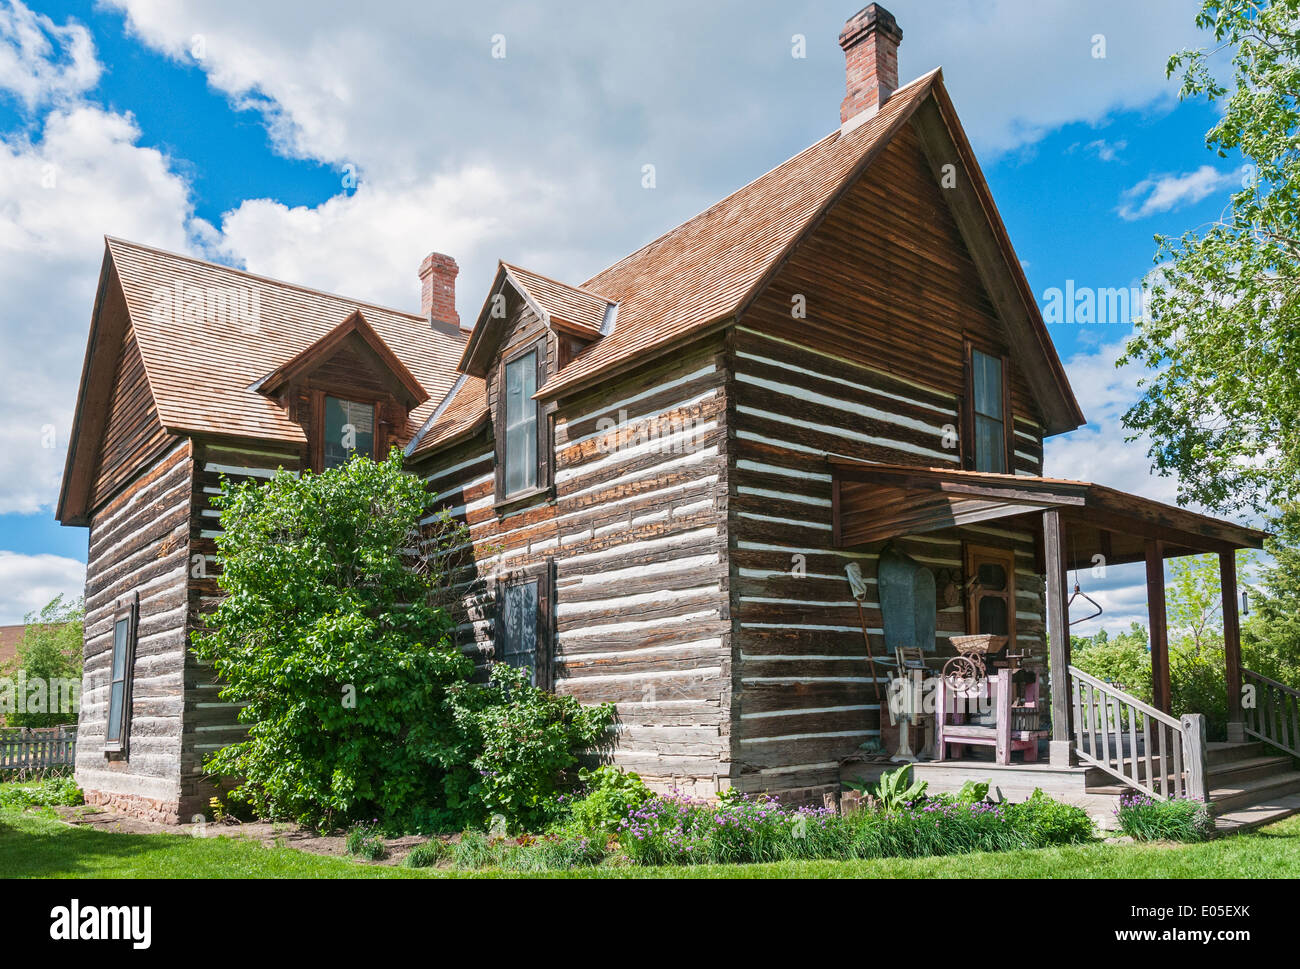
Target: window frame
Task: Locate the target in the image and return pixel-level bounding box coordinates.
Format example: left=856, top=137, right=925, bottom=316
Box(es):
left=962, top=543, right=1017, bottom=647
left=493, top=561, right=555, bottom=691
left=494, top=338, right=552, bottom=508
left=962, top=338, right=1014, bottom=474
left=104, top=591, right=138, bottom=755
left=309, top=390, right=384, bottom=472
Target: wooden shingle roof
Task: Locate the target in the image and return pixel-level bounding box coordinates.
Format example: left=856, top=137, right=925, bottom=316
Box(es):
left=106, top=237, right=464, bottom=443
left=411, top=69, right=943, bottom=456
left=501, top=263, right=614, bottom=338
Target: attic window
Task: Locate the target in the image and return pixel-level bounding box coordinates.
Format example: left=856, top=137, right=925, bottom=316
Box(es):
left=322, top=396, right=376, bottom=470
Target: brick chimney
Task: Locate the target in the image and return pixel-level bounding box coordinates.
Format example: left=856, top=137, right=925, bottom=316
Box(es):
left=419, top=251, right=461, bottom=334
left=839, top=4, right=903, bottom=128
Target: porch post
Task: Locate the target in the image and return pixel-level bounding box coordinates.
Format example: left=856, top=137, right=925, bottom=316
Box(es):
left=1145, top=540, right=1172, bottom=714
left=1220, top=550, right=1245, bottom=742
left=1043, top=509, right=1073, bottom=767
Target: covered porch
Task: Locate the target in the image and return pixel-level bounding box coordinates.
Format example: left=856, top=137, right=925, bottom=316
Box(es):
left=828, top=459, right=1277, bottom=813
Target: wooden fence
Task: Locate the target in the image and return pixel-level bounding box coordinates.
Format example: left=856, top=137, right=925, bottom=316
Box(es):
left=0, top=725, right=77, bottom=771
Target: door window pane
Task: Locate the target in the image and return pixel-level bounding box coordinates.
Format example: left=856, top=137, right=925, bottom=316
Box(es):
left=323, top=397, right=375, bottom=470
left=504, top=353, right=538, bottom=495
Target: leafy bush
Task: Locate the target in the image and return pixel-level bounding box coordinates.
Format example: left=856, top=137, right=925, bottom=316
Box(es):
left=191, top=453, right=612, bottom=835
left=402, top=839, right=449, bottom=869
left=191, top=452, right=472, bottom=833
left=440, top=663, right=614, bottom=833
left=868, top=764, right=928, bottom=811
left=345, top=822, right=389, bottom=860
left=1006, top=789, right=1095, bottom=846
left=566, top=766, right=652, bottom=840
left=1115, top=793, right=1214, bottom=842
left=0, top=777, right=83, bottom=809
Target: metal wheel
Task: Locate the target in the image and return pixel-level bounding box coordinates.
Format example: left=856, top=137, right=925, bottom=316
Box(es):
left=943, top=655, right=981, bottom=692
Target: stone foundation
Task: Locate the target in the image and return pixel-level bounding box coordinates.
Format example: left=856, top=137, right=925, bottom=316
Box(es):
left=84, top=789, right=182, bottom=825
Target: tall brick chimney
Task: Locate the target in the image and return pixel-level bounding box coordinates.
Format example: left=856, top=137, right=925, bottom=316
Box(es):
left=420, top=251, right=461, bottom=334
left=839, top=4, right=903, bottom=128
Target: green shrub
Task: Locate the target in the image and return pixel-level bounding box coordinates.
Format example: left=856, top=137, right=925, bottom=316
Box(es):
left=440, top=664, right=614, bottom=833
left=345, top=822, right=389, bottom=860
left=565, top=766, right=652, bottom=840
left=0, top=777, right=83, bottom=809
left=1006, top=789, right=1095, bottom=847
left=191, top=452, right=473, bottom=833
left=1115, top=794, right=1215, bottom=842
left=402, top=839, right=449, bottom=869
left=867, top=764, right=928, bottom=811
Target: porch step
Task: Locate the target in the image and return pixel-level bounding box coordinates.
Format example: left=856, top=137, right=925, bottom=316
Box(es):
left=1209, top=770, right=1300, bottom=815
left=1207, top=755, right=1295, bottom=788
left=1213, top=792, right=1300, bottom=836
left=1207, top=741, right=1270, bottom=767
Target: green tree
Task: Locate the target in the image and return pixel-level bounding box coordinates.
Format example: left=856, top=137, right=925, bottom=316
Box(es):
left=1119, top=0, right=1300, bottom=515
left=191, top=452, right=474, bottom=832
left=1241, top=504, right=1300, bottom=685
left=1072, top=623, right=1152, bottom=703
left=1, top=595, right=83, bottom=728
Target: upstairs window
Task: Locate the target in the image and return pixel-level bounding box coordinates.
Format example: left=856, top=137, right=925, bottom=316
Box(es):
left=322, top=396, right=375, bottom=470
left=967, top=345, right=1010, bottom=473
left=105, top=593, right=137, bottom=754
left=503, top=351, right=538, bottom=496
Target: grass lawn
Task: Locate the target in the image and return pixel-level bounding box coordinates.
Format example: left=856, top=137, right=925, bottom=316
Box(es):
left=4, top=804, right=1300, bottom=878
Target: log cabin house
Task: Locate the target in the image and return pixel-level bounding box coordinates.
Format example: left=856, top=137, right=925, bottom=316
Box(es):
left=57, top=6, right=1300, bottom=829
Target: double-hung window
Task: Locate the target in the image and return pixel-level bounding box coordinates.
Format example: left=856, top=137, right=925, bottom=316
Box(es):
left=967, top=345, right=1009, bottom=473
left=105, top=593, right=137, bottom=754
left=503, top=351, right=539, bottom=496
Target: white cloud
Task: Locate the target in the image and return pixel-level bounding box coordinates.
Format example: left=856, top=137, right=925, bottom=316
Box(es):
left=0, top=0, right=100, bottom=110
left=0, top=103, right=202, bottom=513
left=1118, top=165, right=1245, bottom=221
left=0, top=550, right=84, bottom=625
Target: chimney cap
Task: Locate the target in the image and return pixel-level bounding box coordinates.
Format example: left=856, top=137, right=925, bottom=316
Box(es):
left=840, top=4, right=903, bottom=50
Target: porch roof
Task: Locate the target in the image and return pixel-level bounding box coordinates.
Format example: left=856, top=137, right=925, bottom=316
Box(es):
left=828, top=459, right=1267, bottom=567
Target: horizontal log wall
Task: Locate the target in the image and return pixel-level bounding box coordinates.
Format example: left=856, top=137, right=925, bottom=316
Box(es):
left=728, top=122, right=1048, bottom=801
left=75, top=439, right=192, bottom=822
left=183, top=438, right=305, bottom=815
left=411, top=333, right=734, bottom=795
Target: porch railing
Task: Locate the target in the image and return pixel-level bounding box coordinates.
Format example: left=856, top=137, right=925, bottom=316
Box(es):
left=1243, top=668, right=1300, bottom=759
left=1069, top=667, right=1207, bottom=801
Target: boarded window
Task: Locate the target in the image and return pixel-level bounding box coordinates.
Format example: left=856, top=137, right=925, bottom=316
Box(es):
left=322, top=396, right=375, bottom=470
left=970, top=348, right=1007, bottom=473
left=106, top=593, right=137, bottom=753
left=495, top=563, right=553, bottom=690
left=503, top=352, right=538, bottom=496
left=500, top=580, right=540, bottom=684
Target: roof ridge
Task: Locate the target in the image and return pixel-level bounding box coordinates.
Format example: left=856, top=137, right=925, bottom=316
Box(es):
left=582, top=67, right=942, bottom=291
left=500, top=261, right=616, bottom=304
left=105, top=236, right=429, bottom=323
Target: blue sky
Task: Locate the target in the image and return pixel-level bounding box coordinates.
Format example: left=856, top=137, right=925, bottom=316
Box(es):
left=0, top=0, right=1247, bottom=627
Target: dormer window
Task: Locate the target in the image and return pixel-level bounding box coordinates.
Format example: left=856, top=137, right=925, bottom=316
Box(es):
left=323, top=396, right=376, bottom=470
left=502, top=347, right=541, bottom=497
